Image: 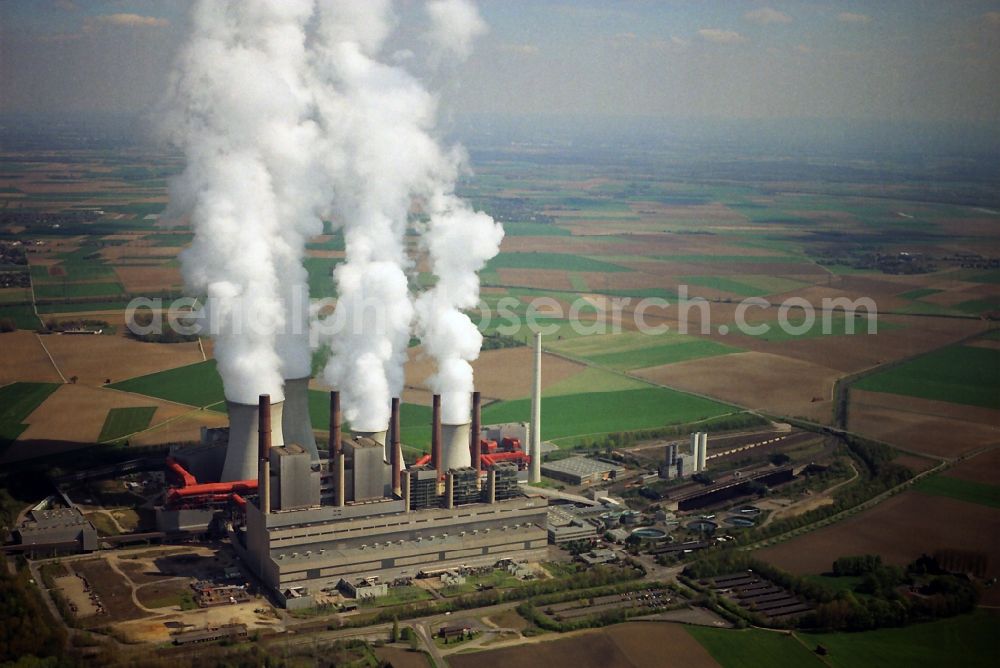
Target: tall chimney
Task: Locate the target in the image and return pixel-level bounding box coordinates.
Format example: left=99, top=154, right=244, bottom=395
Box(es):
left=330, top=391, right=342, bottom=459
left=258, top=394, right=272, bottom=515
left=431, top=394, right=443, bottom=477
left=330, top=391, right=343, bottom=507
left=391, top=397, right=402, bottom=496
left=470, top=391, right=482, bottom=471
left=530, top=331, right=542, bottom=483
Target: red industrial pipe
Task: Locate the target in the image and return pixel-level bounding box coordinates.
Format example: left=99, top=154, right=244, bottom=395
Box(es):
left=414, top=453, right=431, bottom=467
left=165, top=457, right=197, bottom=488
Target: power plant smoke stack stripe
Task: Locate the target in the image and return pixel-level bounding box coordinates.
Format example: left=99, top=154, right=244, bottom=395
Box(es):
left=391, top=397, right=402, bottom=496
left=471, top=391, right=481, bottom=471
left=432, top=394, right=442, bottom=477
left=258, top=394, right=271, bottom=515
left=530, top=331, right=542, bottom=483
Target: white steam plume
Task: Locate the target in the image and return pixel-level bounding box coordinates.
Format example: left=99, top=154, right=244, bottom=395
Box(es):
left=311, top=0, right=497, bottom=431
left=312, top=0, right=431, bottom=431
left=164, top=0, right=320, bottom=403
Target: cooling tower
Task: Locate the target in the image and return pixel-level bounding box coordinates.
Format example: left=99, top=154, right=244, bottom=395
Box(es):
left=442, top=422, right=472, bottom=470
left=222, top=399, right=284, bottom=482
left=352, top=428, right=388, bottom=459
left=281, top=376, right=319, bottom=461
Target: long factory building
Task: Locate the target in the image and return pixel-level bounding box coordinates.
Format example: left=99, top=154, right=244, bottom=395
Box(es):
left=231, top=392, right=548, bottom=608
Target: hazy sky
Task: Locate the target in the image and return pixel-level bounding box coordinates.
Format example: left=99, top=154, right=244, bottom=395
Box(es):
left=2, top=1, right=999, bottom=125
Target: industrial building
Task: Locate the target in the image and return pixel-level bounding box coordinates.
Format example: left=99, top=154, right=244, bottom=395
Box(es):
left=661, top=432, right=708, bottom=480
left=16, top=506, right=98, bottom=553
left=540, top=456, right=626, bottom=485
left=229, top=390, right=548, bottom=608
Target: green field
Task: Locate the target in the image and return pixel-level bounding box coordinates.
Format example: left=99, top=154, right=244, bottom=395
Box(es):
left=0, top=382, right=60, bottom=447
left=107, top=360, right=225, bottom=408
left=35, top=300, right=134, bottom=315
left=0, top=304, right=42, bottom=329
left=685, top=626, right=824, bottom=668
left=737, top=312, right=889, bottom=343
left=853, top=344, right=1000, bottom=409
left=548, top=330, right=740, bottom=370
left=34, top=281, right=124, bottom=299
left=304, top=257, right=340, bottom=299
left=587, top=339, right=740, bottom=369
left=898, top=288, right=942, bottom=300
left=97, top=406, right=158, bottom=442
left=912, top=474, right=1000, bottom=509
left=680, top=275, right=807, bottom=297
left=487, top=252, right=631, bottom=273
left=543, top=367, right=651, bottom=396
left=802, top=611, right=998, bottom=668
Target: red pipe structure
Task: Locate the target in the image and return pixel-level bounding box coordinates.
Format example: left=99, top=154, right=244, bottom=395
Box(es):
left=414, top=453, right=431, bottom=467
left=166, top=457, right=197, bottom=488
left=470, top=391, right=481, bottom=471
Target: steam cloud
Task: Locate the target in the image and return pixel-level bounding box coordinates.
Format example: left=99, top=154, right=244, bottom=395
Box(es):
left=165, top=0, right=498, bottom=428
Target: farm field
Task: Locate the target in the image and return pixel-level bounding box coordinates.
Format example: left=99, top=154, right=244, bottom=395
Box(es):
left=911, top=474, right=1000, bottom=509
left=801, top=611, right=999, bottom=668
left=448, top=622, right=720, bottom=668
left=684, top=626, right=823, bottom=668
left=0, top=331, right=63, bottom=385
left=755, top=490, right=1000, bottom=592
left=97, top=406, right=157, bottom=443
left=0, top=381, right=60, bottom=446
left=847, top=390, right=1000, bottom=458
left=853, top=343, right=1000, bottom=409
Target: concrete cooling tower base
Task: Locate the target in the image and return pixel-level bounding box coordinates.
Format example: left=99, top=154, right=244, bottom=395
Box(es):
left=221, top=400, right=285, bottom=482
left=282, top=376, right=319, bottom=461
left=442, top=422, right=472, bottom=470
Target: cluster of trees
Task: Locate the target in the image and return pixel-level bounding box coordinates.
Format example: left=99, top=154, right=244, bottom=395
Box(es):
left=0, top=569, right=67, bottom=665
left=42, top=318, right=109, bottom=333
left=125, top=311, right=199, bottom=343
left=480, top=332, right=524, bottom=350
left=683, top=550, right=980, bottom=633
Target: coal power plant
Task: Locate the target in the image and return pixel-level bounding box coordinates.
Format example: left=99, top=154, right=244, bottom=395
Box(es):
left=160, top=382, right=548, bottom=609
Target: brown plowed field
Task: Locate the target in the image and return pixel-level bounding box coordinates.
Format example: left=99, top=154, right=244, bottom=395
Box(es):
left=756, top=491, right=1000, bottom=595
left=128, top=411, right=228, bottom=447
left=0, top=331, right=63, bottom=384
left=848, top=390, right=1000, bottom=458
left=635, top=351, right=840, bottom=423
left=447, top=622, right=719, bottom=668
left=497, top=268, right=574, bottom=290
left=943, top=448, right=1000, bottom=486
left=114, top=265, right=182, bottom=293
left=15, top=384, right=190, bottom=444
left=43, top=334, right=205, bottom=386
left=405, top=346, right=584, bottom=402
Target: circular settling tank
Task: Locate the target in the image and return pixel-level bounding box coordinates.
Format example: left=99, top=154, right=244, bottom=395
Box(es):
left=687, top=520, right=718, bottom=533
left=631, top=527, right=667, bottom=541
left=735, top=505, right=761, bottom=517
left=725, top=516, right=756, bottom=527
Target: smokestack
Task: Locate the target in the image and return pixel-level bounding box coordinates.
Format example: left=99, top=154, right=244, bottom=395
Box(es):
left=330, top=391, right=342, bottom=459
left=445, top=471, right=454, bottom=509
left=330, top=391, right=344, bottom=507
left=471, top=391, right=481, bottom=471
left=391, top=397, right=402, bottom=496
left=258, top=394, right=272, bottom=515
left=402, top=469, right=411, bottom=513
left=530, top=331, right=542, bottom=483
left=222, top=399, right=284, bottom=482
left=432, top=394, right=443, bottom=477
left=282, top=376, right=319, bottom=461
